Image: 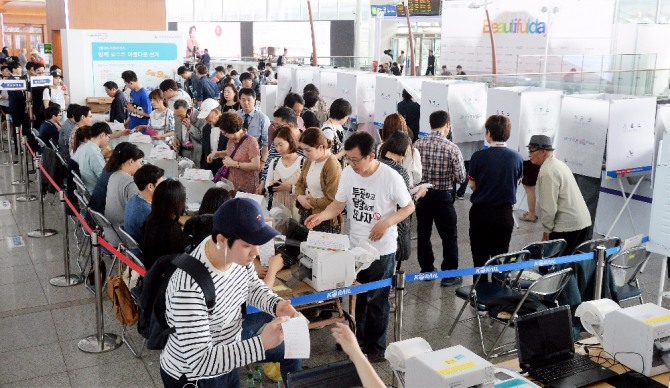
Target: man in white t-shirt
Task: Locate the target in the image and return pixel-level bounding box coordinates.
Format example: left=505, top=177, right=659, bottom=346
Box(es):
left=305, top=131, right=414, bottom=362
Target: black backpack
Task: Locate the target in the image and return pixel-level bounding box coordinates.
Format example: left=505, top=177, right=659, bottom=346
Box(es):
left=133, top=253, right=216, bottom=350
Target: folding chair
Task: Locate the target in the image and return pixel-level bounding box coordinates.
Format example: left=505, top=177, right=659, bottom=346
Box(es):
left=114, top=241, right=146, bottom=358
left=574, top=237, right=621, bottom=254
left=49, top=139, right=59, bottom=152
left=33, top=135, right=47, bottom=150
left=87, top=209, right=123, bottom=282
left=448, top=250, right=531, bottom=357
left=487, top=267, right=573, bottom=358
left=493, top=239, right=567, bottom=288
left=72, top=173, right=92, bottom=202
left=608, top=246, right=649, bottom=305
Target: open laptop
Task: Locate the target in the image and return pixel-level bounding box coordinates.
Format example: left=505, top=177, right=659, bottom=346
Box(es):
left=286, top=359, right=363, bottom=388
left=515, top=305, right=617, bottom=387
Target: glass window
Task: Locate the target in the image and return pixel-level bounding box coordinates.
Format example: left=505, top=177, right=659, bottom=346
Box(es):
left=337, top=0, right=357, bottom=20
left=661, top=0, right=670, bottom=23
left=4, top=35, right=12, bottom=50
left=166, top=0, right=193, bottom=21
left=317, top=0, right=338, bottom=20
left=15, top=35, right=26, bottom=51
left=222, top=0, right=241, bottom=20
left=30, top=35, right=42, bottom=50
left=268, top=0, right=304, bottom=20
left=195, top=0, right=223, bottom=21
left=617, top=0, right=657, bottom=23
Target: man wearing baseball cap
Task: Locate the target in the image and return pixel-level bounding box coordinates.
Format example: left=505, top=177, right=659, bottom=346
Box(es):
left=527, top=135, right=592, bottom=253
left=161, top=198, right=299, bottom=387
left=198, top=98, right=228, bottom=173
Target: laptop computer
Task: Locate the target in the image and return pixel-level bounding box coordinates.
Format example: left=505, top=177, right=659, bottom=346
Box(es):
left=515, top=305, right=617, bottom=387
left=286, top=359, right=363, bottom=388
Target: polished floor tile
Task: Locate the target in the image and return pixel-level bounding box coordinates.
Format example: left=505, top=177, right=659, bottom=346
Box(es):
left=67, top=359, right=154, bottom=388
left=0, top=371, right=71, bottom=388
left=0, top=342, right=66, bottom=384
left=0, top=279, right=47, bottom=313
left=0, top=310, right=58, bottom=353
left=0, top=263, right=37, bottom=286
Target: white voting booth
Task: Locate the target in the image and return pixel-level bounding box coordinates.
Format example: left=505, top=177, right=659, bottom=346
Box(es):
left=649, top=132, right=670, bottom=304
left=373, top=75, right=424, bottom=127
left=276, top=65, right=298, bottom=108
left=295, top=67, right=321, bottom=94
left=318, top=69, right=342, bottom=107
left=487, top=87, right=563, bottom=156
left=260, top=84, right=278, bottom=117
left=337, top=71, right=376, bottom=125
left=554, top=94, right=656, bottom=238
left=419, top=80, right=487, bottom=140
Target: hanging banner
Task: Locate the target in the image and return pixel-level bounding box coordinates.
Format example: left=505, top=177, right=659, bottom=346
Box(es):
left=486, top=87, right=523, bottom=151
left=606, top=97, right=656, bottom=177
left=447, top=83, right=488, bottom=143
left=555, top=96, right=609, bottom=178
left=518, top=90, right=563, bottom=159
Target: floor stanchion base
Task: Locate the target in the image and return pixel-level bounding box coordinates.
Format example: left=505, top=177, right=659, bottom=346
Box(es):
left=16, top=195, right=38, bottom=202
left=78, top=333, right=122, bottom=353
left=50, top=274, right=84, bottom=287
left=28, top=229, right=58, bottom=238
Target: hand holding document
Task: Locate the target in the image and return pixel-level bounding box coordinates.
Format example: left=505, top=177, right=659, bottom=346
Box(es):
left=281, top=316, right=310, bottom=359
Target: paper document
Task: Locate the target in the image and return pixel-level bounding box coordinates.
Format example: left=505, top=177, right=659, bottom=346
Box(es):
left=281, top=316, right=310, bottom=359
left=410, top=183, right=433, bottom=195
left=150, top=145, right=176, bottom=160
left=182, top=168, right=213, bottom=181
left=620, top=234, right=644, bottom=252
left=306, top=231, right=350, bottom=251
left=235, top=191, right=265, bottom=206
left=128, top=132, right=152, bottom=144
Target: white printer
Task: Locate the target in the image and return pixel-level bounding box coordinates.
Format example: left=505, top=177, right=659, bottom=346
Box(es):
left=603, top=303, right=670, bottom=376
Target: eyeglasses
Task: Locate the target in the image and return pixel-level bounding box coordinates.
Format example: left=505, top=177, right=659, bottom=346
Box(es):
left=528, top=148, right=542, bottom=154
left=345, top=156, right=365, bottom=165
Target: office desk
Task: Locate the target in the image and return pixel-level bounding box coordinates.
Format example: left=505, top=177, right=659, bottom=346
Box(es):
left=495, top=337, right=669, bottom=386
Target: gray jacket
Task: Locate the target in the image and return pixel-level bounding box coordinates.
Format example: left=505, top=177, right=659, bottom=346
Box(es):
left=174, top=109, right=205, bottom=166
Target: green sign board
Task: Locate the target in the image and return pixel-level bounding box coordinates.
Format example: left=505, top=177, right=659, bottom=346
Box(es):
left=43, top=43, right=52, bottom=54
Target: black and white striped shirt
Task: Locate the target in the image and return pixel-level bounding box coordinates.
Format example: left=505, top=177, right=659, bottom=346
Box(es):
left=160, top=237, right=282, bottom=380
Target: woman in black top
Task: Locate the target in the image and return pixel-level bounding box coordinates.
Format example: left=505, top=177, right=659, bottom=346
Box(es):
left=219, top=83, right=240, bottom=113
left=141, top=179, right=186, bottom=269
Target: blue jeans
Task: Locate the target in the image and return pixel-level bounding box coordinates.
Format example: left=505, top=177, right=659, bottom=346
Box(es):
left=160, top=367, right=239, bottom=388
left=355, top=252, right=396, bottom=354
left=241, top=312, right=302, bottom=384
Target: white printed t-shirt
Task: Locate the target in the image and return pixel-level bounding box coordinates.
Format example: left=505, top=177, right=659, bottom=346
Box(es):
left=335, top=162, right=412, bottom=256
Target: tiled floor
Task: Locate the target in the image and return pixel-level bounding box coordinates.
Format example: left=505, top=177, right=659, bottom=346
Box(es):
left=0, top=150, right=667, bottom=387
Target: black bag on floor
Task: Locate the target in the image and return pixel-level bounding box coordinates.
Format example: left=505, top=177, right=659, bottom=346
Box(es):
left=133, top=253, right=215, bottom=350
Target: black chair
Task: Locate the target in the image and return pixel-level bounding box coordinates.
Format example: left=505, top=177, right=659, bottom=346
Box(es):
left=574, top=237, right=621, bottom=255
left=493, top=239, right=567, bottom=289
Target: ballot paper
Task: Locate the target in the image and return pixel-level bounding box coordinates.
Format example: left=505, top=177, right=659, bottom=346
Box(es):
left=150, top=144, right=176, bottom=160
left=410, top=183, right=433, bottom=195
left=282, top=316, right=310, bottom=359
left=234, top=191, right=264, bottom=206
left=128, top=132, right=152, bottom=144
left=182, top=168, right=213, bottom=181
left=306, top=231, right=350, bottom=251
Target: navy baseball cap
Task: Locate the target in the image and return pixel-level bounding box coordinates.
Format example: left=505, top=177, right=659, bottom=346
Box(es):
left=212, top=198, right=278, bottom=245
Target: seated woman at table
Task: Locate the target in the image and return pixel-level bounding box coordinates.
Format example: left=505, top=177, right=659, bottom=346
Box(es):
left=133, top=89, right=175, bottom=142
left=215, top=112, right=261, bottom=193
left=295, top=127, right=342, bottom=233
left=89, top=142, right=135, bottom=214
left=183, top=187, right=232, bottom=253
left=262, top=126, right=304, bottom=225
left=141, top=179, right=186, bottom=269
left=104, top=144, right=145, bottom=225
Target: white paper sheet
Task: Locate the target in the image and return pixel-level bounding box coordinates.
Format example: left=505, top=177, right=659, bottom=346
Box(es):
left=306, top=231, right=350, bottom=251
left=259, top=221, right=275, bottom=266
left=281, top=316, right=310, bottom=359
left=182, top=168, right=213, bottom=181
left=234, top=191, right=264, bottom=206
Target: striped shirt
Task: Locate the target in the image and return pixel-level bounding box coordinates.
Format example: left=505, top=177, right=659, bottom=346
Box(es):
left=414, top=131, right=465, bottom=191
left=160, top=237, right=282, bottom=380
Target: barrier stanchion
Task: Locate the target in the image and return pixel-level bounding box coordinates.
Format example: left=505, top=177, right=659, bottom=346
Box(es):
left=27, top=156, right=57, bottom=238
left=11, top=126, right=24, bottom=185
left=78, top=231, right=121, bottom=353
left=16, top=137, right=36, bottom=202
left=1, top=121, right=13, bottom=166
left=0, top=114, right=5, bottom=153
left=594, top=246, right=606, bottom=300
left=50, top=191, right=82, bottom=286
left=394, top=270, right=405, bottom=342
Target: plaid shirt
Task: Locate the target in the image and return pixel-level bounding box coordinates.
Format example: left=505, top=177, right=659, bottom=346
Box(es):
left=414, top=131, right=465, bottom=191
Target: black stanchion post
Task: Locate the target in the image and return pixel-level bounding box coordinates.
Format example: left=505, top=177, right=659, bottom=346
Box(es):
left=11, top=126, right=24, bottom=185
left=0, top=114, right=4, bottom=153
left=78, top=231, right=121, bottom=353
left=49, top=191, right=82, bottom=287
left=28, top=157, right=57, bottom=238
left=594, top=246, right=606, bottom=300
left=394, top=270, right=405, bottom=342
left=16, top=136, right=36, bottom=201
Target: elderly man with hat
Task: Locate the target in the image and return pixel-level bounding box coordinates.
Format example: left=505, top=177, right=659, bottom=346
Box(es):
left=528, top=135, right=592, bottom=253
left=198, top=98, right=227, bottom=173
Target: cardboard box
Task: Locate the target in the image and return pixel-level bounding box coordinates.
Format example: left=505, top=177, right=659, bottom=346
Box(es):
left=86, top=96, right=113, bottom=113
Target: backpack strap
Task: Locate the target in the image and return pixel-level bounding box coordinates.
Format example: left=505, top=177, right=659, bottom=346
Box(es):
left=172, top=253, right=216, bottom=311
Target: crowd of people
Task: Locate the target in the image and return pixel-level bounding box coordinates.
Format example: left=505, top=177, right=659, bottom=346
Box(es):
left=12, top=56, right=595, bottom=386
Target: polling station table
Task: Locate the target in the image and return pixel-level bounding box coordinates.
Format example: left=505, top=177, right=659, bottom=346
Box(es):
left=495, top=337, right=670, bottom=387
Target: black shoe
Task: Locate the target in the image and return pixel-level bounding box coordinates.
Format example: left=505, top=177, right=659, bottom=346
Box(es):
left=364, top=351, right=386, bottom=363
left=440, top=277, right=463, bottom=287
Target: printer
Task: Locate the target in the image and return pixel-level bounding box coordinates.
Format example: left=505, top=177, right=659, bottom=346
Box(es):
left=603, top=303, right=670, bottom=376
left=296, top=231, right=379, bottom=292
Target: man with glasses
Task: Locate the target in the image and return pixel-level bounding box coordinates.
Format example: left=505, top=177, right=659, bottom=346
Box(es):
left=527, top=135, right=592, bottom=253
left=305, top=131, right=414, bottom=362
left=38, top=104, right=62, bottom=147
left=467, top=115, right=523, bottom=275
left=237, top=88, right=269, bottom=163
left=414, top=110, right=466, bottom=286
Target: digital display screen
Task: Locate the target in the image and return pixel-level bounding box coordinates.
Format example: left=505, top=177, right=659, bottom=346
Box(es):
left=396, top=0, right=441, bottom=16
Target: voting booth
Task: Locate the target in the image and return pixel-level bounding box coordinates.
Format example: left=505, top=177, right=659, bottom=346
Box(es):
left=337, top=71, right=376, bottom=125
left=319, top=69, right=343, bottom=107
left=295, top=67, right=321, bottom=95
left=373, top=75, right=424, bottom=127
left=487, top=87, right=563, bottom=156
left=554, top=94, right=656, bottom=238
left=260, top=84, right=278, bottom=117
left=276, top=65, right=298, bottom=108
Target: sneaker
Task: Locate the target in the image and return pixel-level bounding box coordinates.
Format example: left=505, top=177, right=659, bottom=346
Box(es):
left=440, top=277, right=463, bottom=287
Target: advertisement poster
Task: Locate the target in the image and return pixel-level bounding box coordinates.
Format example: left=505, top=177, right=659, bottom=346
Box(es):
left=606, top=97, right=656, bottom=176
left=253, top=22, right=331, bottom=61
left=554, top=96, right=609, bottom=178
left=447, top=83, right=488, bottom=143
left=518, top=90, right=563, bottom=158
left=486, top=87, right=523, bottom=151
left=176, top=22, right=241, bottom=59
left=63, top=30, right=183, bottom=103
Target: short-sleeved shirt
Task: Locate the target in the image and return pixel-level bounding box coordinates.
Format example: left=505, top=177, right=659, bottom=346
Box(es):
left=468, top=146, right=523, bottom=207
left=414, top=131, right=466, bottom=191
left=335, top=163, right=412, bottom=256
left=128, top=88, right=152, bottom=129
left=104, top=171, right=139, bottom=225
left=227, top=134, right=260, bottom=193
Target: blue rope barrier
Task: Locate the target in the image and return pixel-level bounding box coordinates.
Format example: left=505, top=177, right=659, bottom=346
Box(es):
left=248, top=236, right=650, bottom=314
